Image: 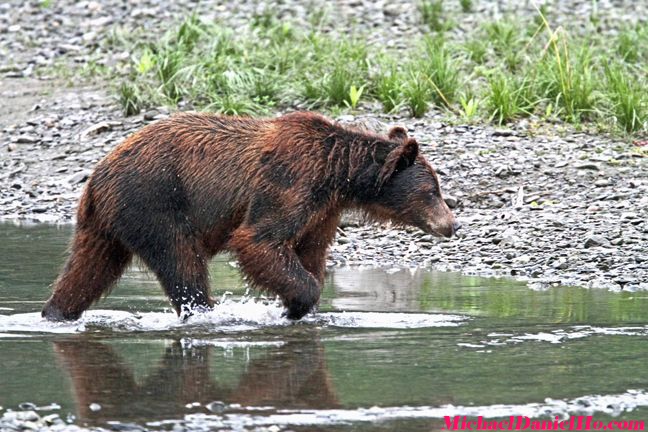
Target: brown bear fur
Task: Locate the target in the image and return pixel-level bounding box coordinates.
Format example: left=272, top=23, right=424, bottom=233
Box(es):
left=42, top=112, right=457, bottom=321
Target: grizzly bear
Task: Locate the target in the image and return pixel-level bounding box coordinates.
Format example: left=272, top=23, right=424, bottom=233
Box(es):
left=42, top=112, right=459, bottom=321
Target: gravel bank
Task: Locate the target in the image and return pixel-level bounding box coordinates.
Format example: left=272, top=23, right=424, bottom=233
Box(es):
left=1, top=1, right=647, bottom=305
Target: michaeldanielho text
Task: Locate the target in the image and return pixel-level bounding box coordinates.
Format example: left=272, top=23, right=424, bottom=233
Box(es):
left=443, top=416, right=644, bottom=430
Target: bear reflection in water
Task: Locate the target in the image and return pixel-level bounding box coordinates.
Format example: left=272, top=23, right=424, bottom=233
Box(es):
left=52, top=334, right=337, bottom=425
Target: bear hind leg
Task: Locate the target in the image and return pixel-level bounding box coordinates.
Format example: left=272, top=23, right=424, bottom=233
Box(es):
left=42, top=228, right=132, bottom=321
left=135, top=233, right=212, bottom=318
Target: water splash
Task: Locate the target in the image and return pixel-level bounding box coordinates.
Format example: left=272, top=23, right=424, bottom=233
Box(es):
left=472, top=325, right=648, bottom=348
left=179, top=338, right=285, bottom=350
left=0, top=297, right=466, bottom=334
left=308, top=311, right=465, bottom=329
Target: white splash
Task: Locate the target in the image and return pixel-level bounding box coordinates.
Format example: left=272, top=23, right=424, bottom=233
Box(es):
left=179, top=338, right=285, bottom=350
left=0, top=297, right=466, bottom=334
left=477, top=325, right=648, bottom=347
left=308, top=311, right=465, bottom=329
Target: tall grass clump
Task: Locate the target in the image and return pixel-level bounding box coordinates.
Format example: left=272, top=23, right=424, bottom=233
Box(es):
left=486, top=74, right=534, bottom=124
left=373, top=58, right=402, bottom=113
left=327, top=40, right=369, bottom=107
left=483, top=19, right=523, bottom=71
left=616, top=26, right=648, bottom=64
left=118, top=82, right=141, bottom=116
left=536, top=43, right=596, bottom=123
left=418, top=0, right=449, bottom=32
left=419, top=36, right=459, bottom=106
left=616, top=30, right=639, bottom=63
left=605, top=64, right=647, bottom=133
left=155, top=50, right=184, bottom=103
left=460, top=0, right=473, bottom=13
left=300, top=37, right=369, bottom=108
left=464, top=37, right=487, bottom=64
left=401, top=37, right=459, bottom=116
left=532, top=10, right=597, bottom=124
left=402, top=69, right=432, bottom=118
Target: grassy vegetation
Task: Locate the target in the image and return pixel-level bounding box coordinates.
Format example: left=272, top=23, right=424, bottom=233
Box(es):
left=418, top=0, right=451, bottom=32
left=106, top=6, right=648, bottom=137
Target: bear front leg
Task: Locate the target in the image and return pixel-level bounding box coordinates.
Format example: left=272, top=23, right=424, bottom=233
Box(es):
left=295, top=214, right=340, bottom=284
left=228, top=227, right=320, bottom=320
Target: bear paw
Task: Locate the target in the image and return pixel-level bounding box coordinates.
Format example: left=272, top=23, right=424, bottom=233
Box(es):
left=283, top=292, right=318, bottom=321
left=41, top=300, right=82, bottom=321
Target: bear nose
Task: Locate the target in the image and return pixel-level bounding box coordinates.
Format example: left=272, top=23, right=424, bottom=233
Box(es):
left=451, top=220, right=462, bottom=236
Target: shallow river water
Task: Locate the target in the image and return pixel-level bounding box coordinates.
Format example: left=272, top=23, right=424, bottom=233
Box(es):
left=1, top=223, right=648, bottom=431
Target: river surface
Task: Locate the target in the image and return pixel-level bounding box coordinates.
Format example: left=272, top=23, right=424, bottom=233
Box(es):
left=1, top=223, right=647, bottom=431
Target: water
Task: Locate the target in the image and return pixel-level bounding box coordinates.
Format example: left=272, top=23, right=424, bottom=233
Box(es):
left=1, top=222, right=648, bottom=431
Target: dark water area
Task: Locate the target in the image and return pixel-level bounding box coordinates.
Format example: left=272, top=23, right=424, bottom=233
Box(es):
left=1, top=222, right=648, bottom=431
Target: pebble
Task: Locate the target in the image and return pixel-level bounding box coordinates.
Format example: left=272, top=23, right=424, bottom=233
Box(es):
left=15, top=135, right=39, bottom=144
left=80, top=121, right=113, bottom=138
left=552, top=258, right=569, bottom=270
left=205, top=401, right=226, bottom=413
left=67, top=170, right=92, bottom=185
left=574, top=162, right=600, bottom=170
left=2, top=411, right=39, bottom=422
left=584, top=235, right=611, bottom=248
left=444, top=195, right=459, bottom=209
left=492, top=129, right=514, bottom=137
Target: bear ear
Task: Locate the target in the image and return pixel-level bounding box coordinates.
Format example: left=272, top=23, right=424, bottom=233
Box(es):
left=376, top=138, right=419, bottom=190
left=388, top=126, right=408, bottom=142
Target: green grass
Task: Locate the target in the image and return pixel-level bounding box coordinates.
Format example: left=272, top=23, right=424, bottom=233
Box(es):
left=486, top=75, right=534, bottom=124
left=483, top=19, right=523, bottom=71
left=464, top=38, right=487, bottom=64
left=535, top=40, right=597, bottom=123
left=418, top=0, right=450, bottom=32
left=616, top=26, right=648, bottom=64
left=373, top=58, right=402, bottom=113
left=419, top=36, right=459, bottom=107
left=402, top=69, right=433, bottom=118
left=459, top=0, right=473, bottom=13
left=605, top=64, right=647, bottom=133
left=101, top=10, right=647, bottom=137
left=118, top=82, right=141, bottom=117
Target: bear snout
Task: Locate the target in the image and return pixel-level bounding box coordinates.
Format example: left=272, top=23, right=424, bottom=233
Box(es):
left=439, top=219, right=461, bottom=238
left=424, top=208, right=459, bottom=238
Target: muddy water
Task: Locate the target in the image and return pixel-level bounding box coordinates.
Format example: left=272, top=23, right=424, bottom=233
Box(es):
left=1, top=223, right=648, bottom=431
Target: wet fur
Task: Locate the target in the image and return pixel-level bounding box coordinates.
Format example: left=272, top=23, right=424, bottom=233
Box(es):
left=42, top=112, right=453, bottom=321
